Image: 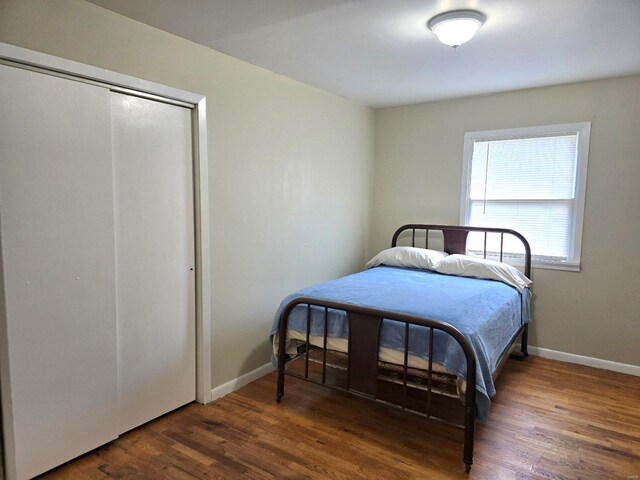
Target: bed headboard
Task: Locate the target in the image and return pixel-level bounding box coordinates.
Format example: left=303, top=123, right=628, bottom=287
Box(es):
left=391, top=224, right=532, bottom=278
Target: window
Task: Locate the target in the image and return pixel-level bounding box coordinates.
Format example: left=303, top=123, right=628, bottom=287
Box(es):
left=460, top=122, right=591, bottom=271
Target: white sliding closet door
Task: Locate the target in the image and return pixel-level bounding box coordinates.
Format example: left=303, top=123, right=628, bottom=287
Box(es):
left=110, top=93, right=196, bottom=434
left=0, top=65, right=118, bottom=480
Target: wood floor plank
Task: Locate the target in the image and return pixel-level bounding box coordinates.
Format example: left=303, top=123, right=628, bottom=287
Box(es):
left=39, top=357, right=640, bottom=479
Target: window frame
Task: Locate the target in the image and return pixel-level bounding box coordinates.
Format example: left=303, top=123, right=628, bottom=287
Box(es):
left=460, top=122, right=591, bottom=272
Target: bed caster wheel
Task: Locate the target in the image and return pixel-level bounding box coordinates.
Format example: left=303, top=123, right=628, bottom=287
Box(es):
left=465, top=463, right=472, bottom=473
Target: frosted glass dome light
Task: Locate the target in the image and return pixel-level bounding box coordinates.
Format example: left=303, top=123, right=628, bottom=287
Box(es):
left=427, top=10, right=486, bottom=49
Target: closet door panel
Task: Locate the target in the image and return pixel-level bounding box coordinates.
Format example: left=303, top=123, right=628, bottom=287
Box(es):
left=110, top=93, right=196, bottom=434
left=0, top=65, right=118, bottom=480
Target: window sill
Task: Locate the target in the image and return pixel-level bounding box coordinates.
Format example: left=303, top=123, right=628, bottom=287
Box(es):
left=466, top=251, right=581, bottom=272
left=532, top=261, right=580, bottom=272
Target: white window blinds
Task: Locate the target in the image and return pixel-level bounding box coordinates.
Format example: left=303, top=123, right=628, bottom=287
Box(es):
left=461, top=123, right=590, bottom=271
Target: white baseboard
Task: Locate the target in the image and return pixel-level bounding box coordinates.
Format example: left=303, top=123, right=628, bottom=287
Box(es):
left=209, top=346, right=639, bottom=402
left=210, top=363, right=276, bottom=401
left=518, top=344, right=640, bottom=377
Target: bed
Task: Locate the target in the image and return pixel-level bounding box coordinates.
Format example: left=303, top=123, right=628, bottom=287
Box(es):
left=270, top=224, right=532, bottom=472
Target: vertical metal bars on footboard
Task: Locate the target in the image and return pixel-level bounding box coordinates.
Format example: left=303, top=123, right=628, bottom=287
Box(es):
left=275, top=297, right=478, bottom=473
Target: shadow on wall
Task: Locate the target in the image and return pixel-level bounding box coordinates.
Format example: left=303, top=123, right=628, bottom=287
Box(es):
left=242, top=341, right=275, bottom=383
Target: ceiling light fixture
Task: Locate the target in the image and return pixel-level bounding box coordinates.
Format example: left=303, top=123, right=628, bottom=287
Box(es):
left=427, top=9, right=486, bottom=49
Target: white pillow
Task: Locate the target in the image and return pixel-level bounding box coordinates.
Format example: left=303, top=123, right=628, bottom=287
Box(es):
left=366, top=246, right=448, bottom=271
left=434, top=254, right=532, bottom=292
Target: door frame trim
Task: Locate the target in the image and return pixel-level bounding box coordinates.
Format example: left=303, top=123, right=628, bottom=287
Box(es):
left=0, top=42, right=213, bottom=405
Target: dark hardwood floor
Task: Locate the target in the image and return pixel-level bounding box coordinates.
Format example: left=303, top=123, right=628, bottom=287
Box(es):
left=41, top=356, right=640, bottom=479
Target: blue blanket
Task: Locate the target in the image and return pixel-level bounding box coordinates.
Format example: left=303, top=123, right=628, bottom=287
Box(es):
left=270, top=266, right=531, bottom=421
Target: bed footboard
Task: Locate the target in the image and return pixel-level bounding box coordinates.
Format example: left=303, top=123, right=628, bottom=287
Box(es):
left=275, top=297, right=478, bottom=473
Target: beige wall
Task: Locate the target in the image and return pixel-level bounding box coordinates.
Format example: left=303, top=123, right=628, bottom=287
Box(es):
left=373, top=75, right=640, bottom=366
left=1, top=1, right=637, bottom=385
left=0, top=0, right=375, bottom=387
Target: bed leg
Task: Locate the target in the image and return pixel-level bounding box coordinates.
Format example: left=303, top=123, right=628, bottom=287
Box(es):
left=462, top=409, right=475, bottom=473
left=276, top=314, right=288, bottom=403
left=520, top=324, right=529, bottom=358
left=510, top=325, right=529, bottom=361
left=276, top=363, right=285, bottom=403
left=463, top=404, right=475, bottom=474
left=461, top=332, right=476, bottom=475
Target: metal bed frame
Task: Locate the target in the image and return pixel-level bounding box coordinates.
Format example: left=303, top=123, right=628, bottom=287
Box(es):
left=275, top=224, right=532, bottom=473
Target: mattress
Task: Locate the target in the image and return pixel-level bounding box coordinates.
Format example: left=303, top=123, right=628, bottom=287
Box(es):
left=273, top=330, right=450, bottom=373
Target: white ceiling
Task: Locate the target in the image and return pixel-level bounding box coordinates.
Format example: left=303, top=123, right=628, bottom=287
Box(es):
left=87, top=0, right=640, bottom=108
